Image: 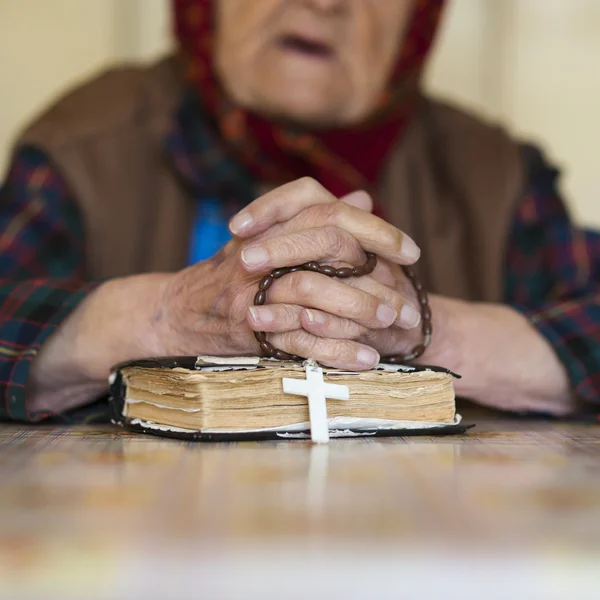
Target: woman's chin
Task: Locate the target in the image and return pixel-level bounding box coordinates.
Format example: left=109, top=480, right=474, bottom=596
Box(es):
left=248, top=86, right=354, bottom=128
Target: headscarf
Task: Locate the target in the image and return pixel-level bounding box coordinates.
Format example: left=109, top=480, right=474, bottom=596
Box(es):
left=173, top=0, right=445, bottom=201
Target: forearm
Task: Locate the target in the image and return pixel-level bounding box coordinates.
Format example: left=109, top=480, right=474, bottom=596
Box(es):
left=430, top=297, right=578, bottom=416
left=26, top=273, right=170, bottom=416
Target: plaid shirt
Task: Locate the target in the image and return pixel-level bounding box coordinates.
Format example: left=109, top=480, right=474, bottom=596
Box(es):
left=1, top=124, right=600, bottom=422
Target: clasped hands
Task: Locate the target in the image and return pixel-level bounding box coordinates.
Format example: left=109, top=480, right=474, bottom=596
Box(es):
left=160, top=177, right=436, bottom=371
left=31, top=177, right=575, bottom=416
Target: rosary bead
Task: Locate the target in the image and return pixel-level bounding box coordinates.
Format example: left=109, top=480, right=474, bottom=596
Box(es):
left=259, top=275, right=274, bottom=291
left=335, top=267, right=354, bottom=278
left=365, top=254, right=377, bottom=273
left=318, top=265, right=337, bottom=277
left=260, top=341, right=275, bottom=357
left=253, top=251, right=431, bottom=363
left=304, top=261, right=320, bottom=272
left=410, top=344, right=425, bottom=357
left=272, top=267, right=290, bottom=279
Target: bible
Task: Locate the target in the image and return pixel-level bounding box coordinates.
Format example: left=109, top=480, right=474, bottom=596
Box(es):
left=109, top=356, right=469, bottom=442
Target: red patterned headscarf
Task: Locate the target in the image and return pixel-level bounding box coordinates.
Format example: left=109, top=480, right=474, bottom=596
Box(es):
left=173, top=0, right=445, bottom=200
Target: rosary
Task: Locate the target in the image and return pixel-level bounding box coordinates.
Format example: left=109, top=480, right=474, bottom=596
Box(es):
left=252, top=252, right=432, bottom=364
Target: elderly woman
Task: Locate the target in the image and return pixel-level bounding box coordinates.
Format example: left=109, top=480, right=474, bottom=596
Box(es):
left=1, top=0, right=598, bottom=423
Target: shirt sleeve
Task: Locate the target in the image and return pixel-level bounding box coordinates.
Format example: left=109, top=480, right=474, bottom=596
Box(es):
left=505, top=145, right=600, bottom=412
left=0, top=147, right=100, bottom=422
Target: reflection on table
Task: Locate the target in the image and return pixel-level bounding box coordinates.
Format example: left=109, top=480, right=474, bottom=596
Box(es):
left=1, top=407, right=599, bottom=599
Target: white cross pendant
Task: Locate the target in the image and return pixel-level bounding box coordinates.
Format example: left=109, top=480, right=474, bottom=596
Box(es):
left=282, top=360, right=349, bottom=444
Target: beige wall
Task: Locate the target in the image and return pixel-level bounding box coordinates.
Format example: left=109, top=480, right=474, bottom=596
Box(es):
left=0, top=0, right=171, bottom=171
left=1, top=0, right=599, bottom=225
left=425, top=0, right=600, bottom=227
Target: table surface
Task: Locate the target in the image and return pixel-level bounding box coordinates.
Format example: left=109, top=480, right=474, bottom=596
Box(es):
left=1, top=408, right=600, bottom=599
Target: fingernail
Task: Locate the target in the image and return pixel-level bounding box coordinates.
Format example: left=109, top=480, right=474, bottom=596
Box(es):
left=401, top=235, right=421, bottom=262
left=399, top=304, right=421, bottom=329
left=376, top=303, right=397, bottom=326
left=249, top=306, right=274, bottom=323
left=357, top=347, right=379, bottom=367
left=305, top=309, right=325, bottom=325
left=241, top=246, right=269, bottom=268
left=229, top=211, right=253, bottom=235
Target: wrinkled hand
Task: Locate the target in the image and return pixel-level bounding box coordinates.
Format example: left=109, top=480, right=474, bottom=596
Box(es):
left=225, top=182, right=577, bottom=415
left=228, top=178, right=459, bottom=368
left=29, top=178, right=576, bottom=418
left=156, top=178, right=422, bottom=370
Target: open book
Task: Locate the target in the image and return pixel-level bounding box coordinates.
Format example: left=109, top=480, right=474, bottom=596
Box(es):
left=109, top=356, right=469, bottom=442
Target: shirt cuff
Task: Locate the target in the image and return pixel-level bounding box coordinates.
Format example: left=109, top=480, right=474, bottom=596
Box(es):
left=512, top=299, right=600, bottom=418
left=0, top=280, right=100, bottom=422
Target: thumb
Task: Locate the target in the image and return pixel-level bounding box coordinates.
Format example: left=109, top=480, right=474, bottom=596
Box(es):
left=340, top=190, right=373, bottom=213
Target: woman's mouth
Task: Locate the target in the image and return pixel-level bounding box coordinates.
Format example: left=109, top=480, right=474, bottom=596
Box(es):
left=278, top=34, right=335, bottom=60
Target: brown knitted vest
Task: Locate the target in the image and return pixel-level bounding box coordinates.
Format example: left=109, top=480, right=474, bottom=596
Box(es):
left=16, top=56, right=524, bottom=302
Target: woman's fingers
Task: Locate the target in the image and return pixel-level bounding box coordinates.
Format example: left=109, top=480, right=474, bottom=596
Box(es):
left=229, top=177, right=340, bottom=237
left=239, top=226, right=365, bottom=272
left=247, top=303, right=369, bottom=340
left=339, top=190, right=373, bottom=212
left=245, top=304, right=420, bottom=361
left=299, top=309, right=423, bottom=357
left=286, top=201, right=420, bottom=264
left=236, top=200, right=420, bottom=272
left=271, top=329, right=380, bottom=371
left=266, top=271, right=397, bottom=329
left=301, top=308, right=366, bottom=339
left=229, top=178, right=373, bottom=237
left=345, top=273, right=421, bottom=329
left=247, top=304, right=304, bottom=332
left=247, top=263, right=419, bottom=331
left=247, top=269, right=419, bottom=331
left=247, top=302, right=418, bottom=347
left=229, top=177, right=419, bottom=266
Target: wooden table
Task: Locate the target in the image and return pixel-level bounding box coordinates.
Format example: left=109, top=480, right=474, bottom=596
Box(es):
left=1, top=408, right=599, bottom=599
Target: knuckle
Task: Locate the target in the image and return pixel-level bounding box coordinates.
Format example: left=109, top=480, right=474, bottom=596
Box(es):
left=347, top=321, right=368, bottom=341
left=281, top=304, right=303, bottom=326
left=322, top=226, right=347, bottom=257
left=287, top=271, right=315, bottom=299
left=318, top=201, right=343, bottom=225
left=296, top=176, right=325, bottom=199
left=331, top=317, right=364, bottom=341
left=281, top=329, right=317, bottom=355
left=274, top=234, right=304, bottom=263
left=362, top=328, right=381, bottom=345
